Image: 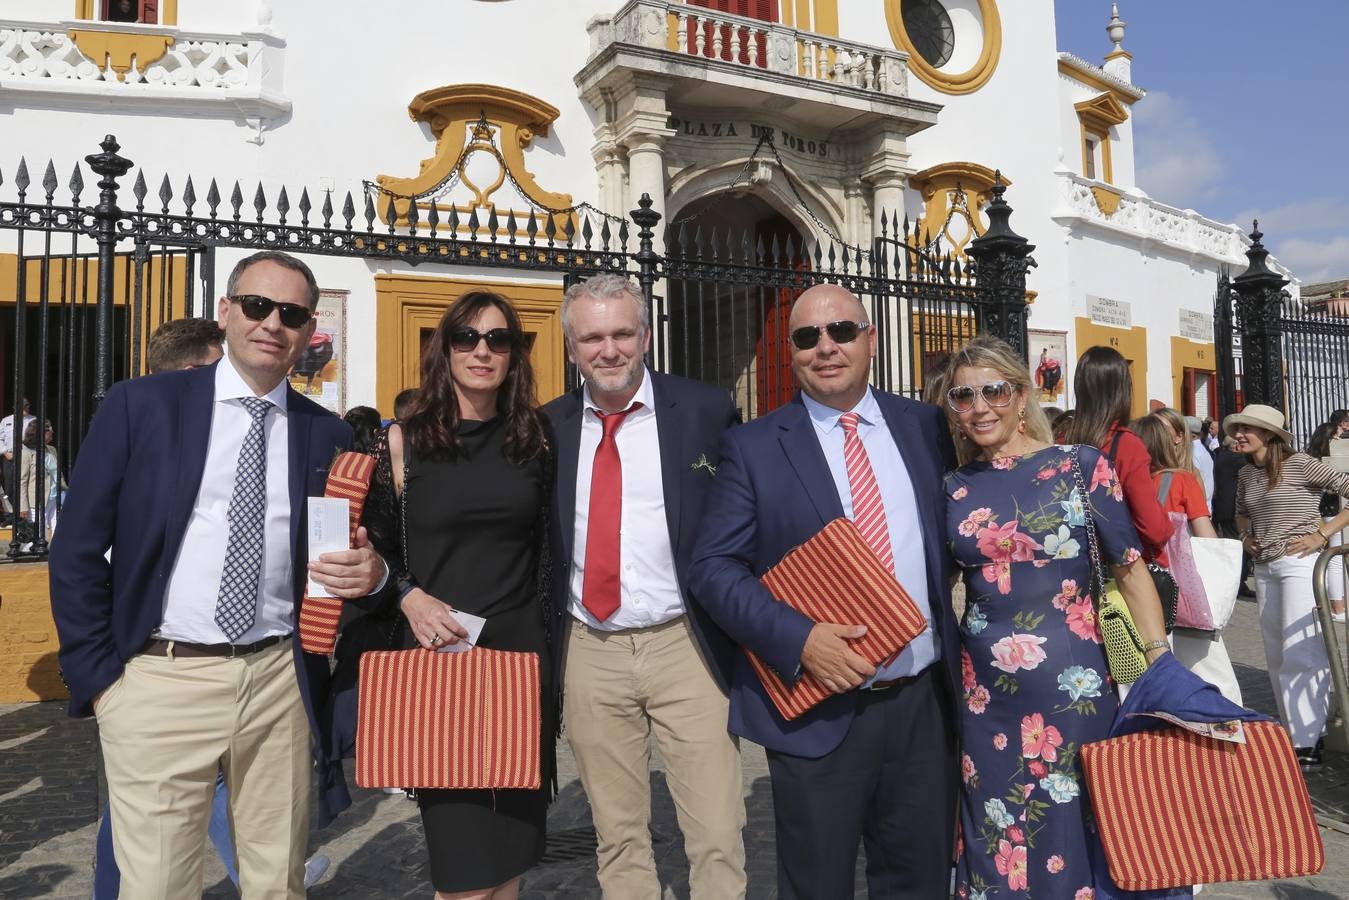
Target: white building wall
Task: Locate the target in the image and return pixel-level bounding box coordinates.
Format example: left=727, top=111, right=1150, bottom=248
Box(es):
left=0, top=0, right=1305, bottom=412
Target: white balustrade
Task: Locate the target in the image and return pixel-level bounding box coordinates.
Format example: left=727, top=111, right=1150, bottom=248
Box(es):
left=1055, top=172, right=1294, bottom=276
left=0, top=20, right=289, bottom=119
left=588, top=0, right=909, bottom=98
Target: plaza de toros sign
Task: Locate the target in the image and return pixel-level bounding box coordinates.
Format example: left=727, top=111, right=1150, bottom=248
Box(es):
left=666, top=115, right=831, bottom=159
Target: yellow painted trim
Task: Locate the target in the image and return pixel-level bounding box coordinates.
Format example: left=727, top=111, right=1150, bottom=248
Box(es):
left=1170, top=336, right=1216, bottom=412
left=376, top=84, right=572, bottom=229
left=163, top=0, right=177, bottom=25
left=885, top=0, right=1001, bottom=95
left=67, top=28, right=173, bottom=80
left=1057, top=59, right=1139, bottom=107
left=795, top=0, right=811, bottom=31
left=1075, top=92, right=1129, bottom=129
left=1078, top=122, right=1113, bottom=183
left=374, top=273, right=566, bottom=416
left=76, top=0, right=94, bottom=18
left=0, top=562, right=68, bottom=702
left=1090, top=185, right=1122, bottom=217
left=1074, top=317, right=1149, bottom=419
left=812, top=0, right=838, bottom=38
left=909, top=162, right=1011, bottom=258
left=1104, top=48, right=1132, bottom=62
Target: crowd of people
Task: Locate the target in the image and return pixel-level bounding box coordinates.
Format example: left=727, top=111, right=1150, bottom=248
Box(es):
left=37, top=248, right=1349, bottom=898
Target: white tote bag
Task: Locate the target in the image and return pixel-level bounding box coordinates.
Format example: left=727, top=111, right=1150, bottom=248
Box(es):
left=1188, top=536, right=1243, bottom=629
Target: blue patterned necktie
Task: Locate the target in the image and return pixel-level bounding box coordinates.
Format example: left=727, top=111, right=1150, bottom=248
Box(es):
left=214, top=396, right=272, bottom=642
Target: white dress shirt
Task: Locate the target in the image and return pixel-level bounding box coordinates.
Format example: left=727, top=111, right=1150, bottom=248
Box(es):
left=0, top=412, right=35, bottom=457
left=568, top=368, right=684, bottom=630
left=1192, top=437, right=1215, bottom=508
left=158, top=353, right=295, bottom=643
left=802, top=389, right=938, bottom=680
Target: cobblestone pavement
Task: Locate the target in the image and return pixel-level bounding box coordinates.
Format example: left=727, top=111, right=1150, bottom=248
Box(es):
left=4, top=596, right=1349, bottom=898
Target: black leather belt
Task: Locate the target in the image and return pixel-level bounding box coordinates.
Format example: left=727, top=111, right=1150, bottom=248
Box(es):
left=863, top=674, right=919, bottom=691
left=140, top=634, right=289, bottom=659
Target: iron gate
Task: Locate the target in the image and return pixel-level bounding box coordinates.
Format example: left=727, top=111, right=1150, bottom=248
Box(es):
left=0, top=135, right=1033, bottom=560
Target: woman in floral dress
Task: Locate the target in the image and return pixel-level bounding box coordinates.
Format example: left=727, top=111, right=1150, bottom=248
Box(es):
left=941, top=337, right=1171, bottom=899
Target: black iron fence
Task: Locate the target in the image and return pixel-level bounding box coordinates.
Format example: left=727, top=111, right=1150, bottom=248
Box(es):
left=0, top=135, right=1035, bottom=560
left=1215, top=224, right=1349, bottom=447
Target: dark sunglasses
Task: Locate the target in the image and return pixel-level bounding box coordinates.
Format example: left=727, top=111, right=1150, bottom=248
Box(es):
left=790, top=320, right=870, bottom=351
left=449, top=326, right=516, bottom=354
left=946, top=380, right=1016, bottom=412
left=229, top=294, right=313, bottom=329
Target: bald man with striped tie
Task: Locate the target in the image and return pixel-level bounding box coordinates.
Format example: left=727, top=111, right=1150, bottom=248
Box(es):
left=691, top=284, right=961, bottom=899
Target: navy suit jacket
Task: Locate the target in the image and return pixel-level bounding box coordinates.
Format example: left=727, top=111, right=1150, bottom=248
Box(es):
left=688, top=389, right=959, bottom=758
left=48, top=362, right=354, bottom=824
left=543, top=371, right=740, bottom=692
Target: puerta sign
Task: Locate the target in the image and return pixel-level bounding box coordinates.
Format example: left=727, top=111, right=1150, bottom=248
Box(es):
left=666, top=115, right=830, bottom=159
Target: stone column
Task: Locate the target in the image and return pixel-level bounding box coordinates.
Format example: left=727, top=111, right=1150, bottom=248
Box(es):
left=625, top=132, right=669, bottom=254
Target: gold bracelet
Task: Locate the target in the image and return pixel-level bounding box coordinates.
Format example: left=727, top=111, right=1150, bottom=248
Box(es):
left=1141, top=639, right=1169, bottom=653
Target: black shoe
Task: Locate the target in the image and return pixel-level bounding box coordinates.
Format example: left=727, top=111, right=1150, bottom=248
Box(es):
left=1296, top=738, right=1325, bottom=771
left=1237, top=583, right=1256, bottom=599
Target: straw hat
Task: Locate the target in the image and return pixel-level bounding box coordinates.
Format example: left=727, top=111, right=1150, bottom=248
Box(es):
left=1222, top=404, right=1293, bottom=444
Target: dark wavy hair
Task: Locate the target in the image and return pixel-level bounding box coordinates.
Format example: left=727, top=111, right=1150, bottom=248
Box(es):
left=1065, top=345, right=1133, bottom=449
left=402, top=291, right=546, bottom=465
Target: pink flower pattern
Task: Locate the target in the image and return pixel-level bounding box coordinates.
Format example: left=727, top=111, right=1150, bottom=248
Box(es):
left=1065, top=597, right=1102, bottom=643
left=945, top=445, right=1142, bottom=897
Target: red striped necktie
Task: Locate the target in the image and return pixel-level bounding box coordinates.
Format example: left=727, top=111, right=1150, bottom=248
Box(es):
left=840, top=411, right=894, bottom=574
left=580, top=403, right=642, bottom=621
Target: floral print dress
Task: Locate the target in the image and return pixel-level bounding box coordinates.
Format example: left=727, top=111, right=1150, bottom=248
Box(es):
left=945, top=445, right=1143, bottom=900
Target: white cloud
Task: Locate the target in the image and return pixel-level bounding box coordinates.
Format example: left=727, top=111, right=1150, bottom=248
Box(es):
left=1271, top=236, right=1349, bottom=285
left=1229, top=198, right=1343, bottom=242
left=1132, top=91, right=1225, bottom=207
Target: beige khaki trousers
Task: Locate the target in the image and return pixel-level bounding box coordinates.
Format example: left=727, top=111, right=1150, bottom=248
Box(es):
left=95, top=639, right=311, bottom=899
left=564, top=616, right=747, bottom=900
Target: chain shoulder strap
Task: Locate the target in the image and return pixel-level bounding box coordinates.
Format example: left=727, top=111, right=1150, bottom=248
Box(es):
left=1071, top=445, right=1109, bottom=608
left=399, top=433, right=411, bottom=577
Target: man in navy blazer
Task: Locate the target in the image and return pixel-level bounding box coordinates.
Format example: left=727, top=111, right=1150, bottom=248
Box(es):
left=690, top=283, right=959, bottom=899
left=544, top=274, right=746, bottom=899
left=50, top=250, right=385, bottom=897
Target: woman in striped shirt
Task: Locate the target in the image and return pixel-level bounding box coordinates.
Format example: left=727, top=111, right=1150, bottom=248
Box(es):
left=1232, top=405, right=1349, bottom=769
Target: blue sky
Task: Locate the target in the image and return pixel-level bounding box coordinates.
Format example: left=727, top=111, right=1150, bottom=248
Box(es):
left=1053, top=0, right=1349, bottom=284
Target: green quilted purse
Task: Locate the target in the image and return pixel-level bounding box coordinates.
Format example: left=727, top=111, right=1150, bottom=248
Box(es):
left=1072, top=448, right=1149, bottom=685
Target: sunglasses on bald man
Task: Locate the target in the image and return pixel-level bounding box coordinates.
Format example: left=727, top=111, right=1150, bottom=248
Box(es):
left=790, top=320, right=871, bottom=351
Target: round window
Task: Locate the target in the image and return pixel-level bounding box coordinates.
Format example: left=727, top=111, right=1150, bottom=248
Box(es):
left=901, top=0, right=955, bottom=69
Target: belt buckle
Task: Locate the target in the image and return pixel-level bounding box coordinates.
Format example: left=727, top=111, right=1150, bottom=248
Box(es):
left=225, top=641, right=245, bottom=659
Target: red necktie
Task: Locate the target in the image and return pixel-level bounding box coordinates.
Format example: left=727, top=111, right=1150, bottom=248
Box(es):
left=840, top=412, right=894, bottom=574
left=581, top=403, right=642, bottom=621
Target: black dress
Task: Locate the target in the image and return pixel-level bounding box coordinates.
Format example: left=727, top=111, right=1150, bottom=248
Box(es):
left=362, top=417, right=554, bottom=892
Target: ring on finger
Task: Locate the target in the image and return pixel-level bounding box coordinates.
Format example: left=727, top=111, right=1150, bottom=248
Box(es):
left=430, top=634, right=443, bottom=645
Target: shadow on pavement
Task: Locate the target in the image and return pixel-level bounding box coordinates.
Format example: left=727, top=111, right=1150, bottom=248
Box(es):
left=0, top=863, right=75, bottom=897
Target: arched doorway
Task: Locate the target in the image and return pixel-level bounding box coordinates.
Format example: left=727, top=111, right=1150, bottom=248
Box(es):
left=664, top=191, right=810, bottom=418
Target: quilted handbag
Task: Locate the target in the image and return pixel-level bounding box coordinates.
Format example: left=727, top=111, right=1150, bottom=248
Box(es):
left=355, top=647, right=541, bottom=790
left=1081, top=720, right=1323, bottom=890
left=297, top=451, right=377, bottom=655
left=1073, top=448, right=1149, bottom=684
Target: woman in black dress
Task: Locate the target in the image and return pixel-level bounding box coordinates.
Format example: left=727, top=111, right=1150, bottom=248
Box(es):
left=362, top=290, right=554, bottom=899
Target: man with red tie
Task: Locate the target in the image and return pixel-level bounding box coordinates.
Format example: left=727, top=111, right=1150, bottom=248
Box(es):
left=544, top=273, right=745, bottom=899
left=690, top=283, right=960, bottom=899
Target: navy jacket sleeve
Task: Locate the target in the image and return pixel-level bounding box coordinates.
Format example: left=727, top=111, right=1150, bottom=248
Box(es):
left=48, top=382, right=132, bottom=714
left=689, top=429, right=815, bottom=678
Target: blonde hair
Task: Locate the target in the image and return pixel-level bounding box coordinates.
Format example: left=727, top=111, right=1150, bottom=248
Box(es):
left=942, top=335, right=1053, bottom=465
left=1150, top=408, right=1199, bottom=479
left=1130, top=415, right=1183, bottom=473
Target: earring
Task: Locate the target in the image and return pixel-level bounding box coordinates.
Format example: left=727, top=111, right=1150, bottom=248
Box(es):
left=1017, top=407, right=1027, bottom=434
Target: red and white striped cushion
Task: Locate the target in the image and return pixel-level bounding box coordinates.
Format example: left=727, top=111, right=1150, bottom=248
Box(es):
left=746, top=517, right=927, bottom=721
left=297, top=451, right=376, bottom=655
left=1081, top=721, right=1323, bottom=890
left=355, top=648, right=541, bottom=790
